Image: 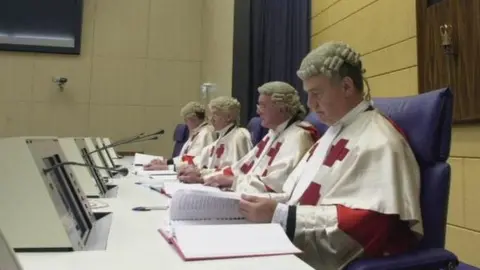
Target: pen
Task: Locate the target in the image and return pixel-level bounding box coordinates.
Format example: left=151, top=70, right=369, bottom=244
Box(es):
left=132, top=206, right=169, bottom=211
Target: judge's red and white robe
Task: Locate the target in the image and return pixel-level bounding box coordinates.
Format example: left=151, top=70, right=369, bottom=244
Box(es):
left=273, top=101, right=423, bottom=270
left=182, top=124, right=253, bottom=174
left=205, top=118, right=319, bottom=193
left=170, top=122, right=215, bottom=167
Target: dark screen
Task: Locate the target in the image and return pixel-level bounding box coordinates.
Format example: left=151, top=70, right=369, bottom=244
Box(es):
left=80, top=148, right=107, bottom=195
left=43, top=155, right=92, bottom=238
left=0, top=0, right=83, bottom=54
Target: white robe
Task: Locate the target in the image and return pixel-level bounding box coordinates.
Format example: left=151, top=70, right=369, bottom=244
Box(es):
left=274, top=101, right=423, bottom=270
left=172, top=122, right=215, bottom=166
left=181, top=124, right=253, bottom=173
left=206, top=118, right=318, bottom=193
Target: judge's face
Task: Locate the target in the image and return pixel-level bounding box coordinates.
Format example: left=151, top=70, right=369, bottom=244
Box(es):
left=210, top=108, right=231, bottom=131
left=184, top=115, right=202, bottom=131
left=256, top=94, right=284, bottom=129
left=304, top=74, right=352, bottom=126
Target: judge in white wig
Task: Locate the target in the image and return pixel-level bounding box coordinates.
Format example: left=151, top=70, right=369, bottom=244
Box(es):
left=184, top=81, right=319, bottom=193
left=144, top=101, right=215, bottom=170
left=237, top=41, right=423, bottom=270
left=177, top=96, right=253, bottom=180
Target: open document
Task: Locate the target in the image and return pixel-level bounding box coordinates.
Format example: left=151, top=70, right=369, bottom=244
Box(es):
left=158, top=189, right=301, bottom=261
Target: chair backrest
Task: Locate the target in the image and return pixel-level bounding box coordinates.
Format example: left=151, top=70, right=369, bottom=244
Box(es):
left=304, top=112, right=328, bottom=134
left=372, top=88, right=453, bottom=249
left=171, top=123, right=189, bottom=158
left=247, top=117, right=268, bottom=145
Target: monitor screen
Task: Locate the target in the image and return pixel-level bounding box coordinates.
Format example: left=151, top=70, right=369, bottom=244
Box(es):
left=0, top=0, right=83, bottom=54
left=43, top=155, right=92, bottom=239
left=94, top=144, right=113, bottom=177
left=80, top=148, right=107, bottom=195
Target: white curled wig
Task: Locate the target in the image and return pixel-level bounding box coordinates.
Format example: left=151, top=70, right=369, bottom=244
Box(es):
left=297, top=41, right=371, bottom=100
left=258, top=81, right=306, bottom=119
left=208, top=96, right=241, bottom=125
left=180, top=101, right=206, bottom=120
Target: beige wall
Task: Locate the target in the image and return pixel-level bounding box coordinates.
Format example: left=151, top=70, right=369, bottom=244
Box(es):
left=201, top=0, right=234, bottom=98
left=0, top=0, right=234, bottom=156
left=312, top=0, right=480, bottom=267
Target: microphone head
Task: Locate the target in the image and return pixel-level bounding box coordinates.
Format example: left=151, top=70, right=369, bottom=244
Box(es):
left=154, top=129, right=165, bottom=135
left=118, top=167, right=129, bottom=176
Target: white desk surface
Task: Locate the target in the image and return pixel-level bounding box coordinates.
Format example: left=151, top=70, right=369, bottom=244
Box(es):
left=17, top=157, right=314, bottom=270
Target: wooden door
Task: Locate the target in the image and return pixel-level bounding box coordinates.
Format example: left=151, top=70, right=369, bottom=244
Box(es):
left=417, top=0, right=480, bottom=123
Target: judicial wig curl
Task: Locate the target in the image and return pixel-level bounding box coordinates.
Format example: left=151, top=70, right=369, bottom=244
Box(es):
left=180, top=101, right=206, bottom=120
left=297, top=41, right=371, bottom=101
left=258, top=81, right=306, bottom=119
left=208, top=96, right=241, bottom=125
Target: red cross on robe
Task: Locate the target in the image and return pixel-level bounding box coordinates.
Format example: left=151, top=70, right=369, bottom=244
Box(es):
left=266, top=142, right=282, bottom=166
left=255, top=137, right=270, bottom=157
left=298, top=138, right=350, bottom=205
left=323, top=139, right=350, bottom=167
left=259, top=142, right=282, bottom=183
left=215, top=144, right=225, bottom=158
left=240, top=136, right=270, bottom=174
left=240, top=161, right=254, bottom=174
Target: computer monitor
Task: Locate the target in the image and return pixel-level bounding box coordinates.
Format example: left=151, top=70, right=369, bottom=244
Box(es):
left=95, top=137, right=116, bottom=168
left=43, top=154, right=93, bottom=242
left=0, top=137, right=103, bottom=251
left=91, top=141, right=113, bottom=178
left=0, top=227, right=23, bottom=270
left=80, top=147, right=107, bottom=195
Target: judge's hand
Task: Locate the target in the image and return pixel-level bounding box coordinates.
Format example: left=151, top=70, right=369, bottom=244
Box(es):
left=178, top=170, right=203, bottom=184
left=143, top=163, right=168, bottom=171
left=177, top=165, right=198, bottom=176
left=150, top=159, right=165, bottom=165
left=239, top=194, right=277, bottom=223
left=204, top=174, right=234, bottom=188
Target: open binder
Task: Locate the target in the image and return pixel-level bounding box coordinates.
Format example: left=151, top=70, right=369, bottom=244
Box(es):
left=158, top=189, right=301, bottom=261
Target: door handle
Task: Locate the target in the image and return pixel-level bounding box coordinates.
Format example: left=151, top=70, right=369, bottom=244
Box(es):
left=440, top=24, right=455, bottom=55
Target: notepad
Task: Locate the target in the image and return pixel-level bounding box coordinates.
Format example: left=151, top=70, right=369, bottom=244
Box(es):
left=159, top=223, right=301, bottom=261
left=133, top=153, right=163, bottom=166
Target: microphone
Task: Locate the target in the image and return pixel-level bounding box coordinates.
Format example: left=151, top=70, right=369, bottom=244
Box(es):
left=43, top=161, right=129, bottom=177
left=88, top=135, right=160, bottom=156
left=88, top=130, right=164, bottom=156
left=110, top=132, right=145, bottom=145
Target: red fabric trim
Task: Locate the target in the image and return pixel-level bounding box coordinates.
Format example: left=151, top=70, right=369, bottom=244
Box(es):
left=382, top=115, right=407, bottom=139
left=337, top=205, right=417, bottom=257
left=257, top=173, right=275, bottom=192
left=265, top=185, right=275, bottom=192
left=299, top=125, right=321, bottom=142
left=223, top=167, right=234, bottom=176
left=181, top=155, right=195, bottom=165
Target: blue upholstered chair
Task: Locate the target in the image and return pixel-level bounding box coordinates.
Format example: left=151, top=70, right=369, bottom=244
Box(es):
left=171, top=124, right=189, bottom=158
left=345, top=88, right=458, bottom=269
left=247, top=117, right=268, bottom=146
left=304, top=111, right=328, bottom=134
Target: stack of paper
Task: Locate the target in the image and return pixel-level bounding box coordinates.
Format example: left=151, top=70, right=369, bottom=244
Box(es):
left=133, top=153, right=163, bottom=166
left=154, top=182, right=221, bottom=198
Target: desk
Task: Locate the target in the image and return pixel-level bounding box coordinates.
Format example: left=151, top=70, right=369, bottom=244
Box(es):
left=17, top=158, right=314, bottom=270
